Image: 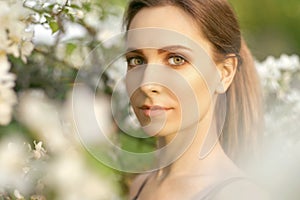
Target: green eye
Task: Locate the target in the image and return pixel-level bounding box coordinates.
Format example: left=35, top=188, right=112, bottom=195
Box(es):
left=168, top=56, right=186, bottom=66
left=127, top=57, right=144, bottom=66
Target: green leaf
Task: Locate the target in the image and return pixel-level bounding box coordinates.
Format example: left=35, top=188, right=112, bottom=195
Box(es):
left=44, top=15, right=52, bottom=22
left=49, top=21, right=59, bottom=34
left=66, top=43, right=77, bottom=56
left=70, top=4, right=81, bottom=9
left=82, top=2, right=91, bottom=12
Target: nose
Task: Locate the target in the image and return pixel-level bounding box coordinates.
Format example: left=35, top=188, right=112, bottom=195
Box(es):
left=140, top=83, right=160, bottom=94
left=140, top=64, right=162, bottom=95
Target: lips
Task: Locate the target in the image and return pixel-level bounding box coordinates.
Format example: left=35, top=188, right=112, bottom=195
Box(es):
left=139, top=105, right=171, bottom=117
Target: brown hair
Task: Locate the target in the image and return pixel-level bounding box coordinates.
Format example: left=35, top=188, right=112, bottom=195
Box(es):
left=123, top=0, right=263, bottom=163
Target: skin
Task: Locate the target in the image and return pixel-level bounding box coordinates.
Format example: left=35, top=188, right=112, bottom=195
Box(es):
left=125, top=5, right=258, bottom=200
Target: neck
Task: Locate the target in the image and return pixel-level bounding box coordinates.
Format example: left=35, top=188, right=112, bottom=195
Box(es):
left=155, top=108, right=241, bottom=181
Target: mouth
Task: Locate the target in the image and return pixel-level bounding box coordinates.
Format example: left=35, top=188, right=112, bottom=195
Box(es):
left=139, top=105, right=172, bottom=117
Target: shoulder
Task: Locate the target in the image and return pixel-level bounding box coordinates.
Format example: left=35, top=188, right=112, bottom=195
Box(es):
left=212, top=178, right=270, bottom=200
left=129, top=173, right=150, bottom=199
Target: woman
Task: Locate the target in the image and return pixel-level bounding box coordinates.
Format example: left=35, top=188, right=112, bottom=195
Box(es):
left=123, top=0, right=268, bottom=199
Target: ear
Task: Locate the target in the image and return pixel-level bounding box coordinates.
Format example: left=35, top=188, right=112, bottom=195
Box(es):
left=215, top=54, right=238, bottom=94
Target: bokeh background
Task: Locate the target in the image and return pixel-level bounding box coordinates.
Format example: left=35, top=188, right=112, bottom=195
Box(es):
left=230, top=0, right=300, bottom=59
left=0, top=0, right=299, bottom=199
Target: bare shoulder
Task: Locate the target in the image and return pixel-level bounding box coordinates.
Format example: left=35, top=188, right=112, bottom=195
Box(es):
left=212, top=179, right=270, bottom=200
left=129, top=173, right=151, bottom=199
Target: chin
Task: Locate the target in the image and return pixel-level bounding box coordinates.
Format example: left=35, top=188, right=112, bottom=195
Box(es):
left=140, top=122, right=180, bottom=137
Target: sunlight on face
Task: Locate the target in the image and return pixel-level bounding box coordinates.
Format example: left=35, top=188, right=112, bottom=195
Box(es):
left=125, top=6, right=221, bottom=138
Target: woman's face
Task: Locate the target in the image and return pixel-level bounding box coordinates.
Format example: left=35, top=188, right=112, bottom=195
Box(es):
left=125, top=6, right=221, bottom=138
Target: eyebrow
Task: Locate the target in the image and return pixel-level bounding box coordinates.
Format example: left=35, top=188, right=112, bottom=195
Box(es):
left=126, top=45, right=193, bottom=54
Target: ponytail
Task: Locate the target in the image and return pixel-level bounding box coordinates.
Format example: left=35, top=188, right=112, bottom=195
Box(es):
left=218, top=39, right=264, bottom=164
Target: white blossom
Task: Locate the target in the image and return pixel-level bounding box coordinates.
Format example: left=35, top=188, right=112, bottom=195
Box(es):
left=18, top=90, right=69, bottom=152
left=17, top=89, right=120, bottom=199
left=69, top=0, right=91, bottom=7
left=0, top=54, right=17, bottom=125
left=21, top=40, right=35, bottom=63
left=96, top=14, right=123, bottom=47
left=14, top=189, right=25, bottom=199
left=66, top=85, right=116, bottom=145
left=256, top=54, right=300, bottom=100
left=32, top=141, right=47, bottom=159
left=0, top=136, right=30, bottom=192
left=55, top=42, right=90, bottom=69
left=0, top=0, right=35, bottom=125
left=46, top=149, right=118, bottom=200
left=276, top=54, right=300, bottom=71
left=0, top=1, right=34, bottom=62
left=84, top=9, right=102, bottom=29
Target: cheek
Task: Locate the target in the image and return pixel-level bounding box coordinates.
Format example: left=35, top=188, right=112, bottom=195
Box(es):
left=129, top=93, right=147, bottom=123
left=132, top=105, right=149, bottom=126
left=189, top=74, right=212, bottom=120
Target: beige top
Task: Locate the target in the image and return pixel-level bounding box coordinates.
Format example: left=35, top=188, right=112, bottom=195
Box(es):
left=132, top=176, right=269, bottom=200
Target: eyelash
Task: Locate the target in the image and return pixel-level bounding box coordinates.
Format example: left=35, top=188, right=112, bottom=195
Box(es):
left=126, top=54, right=188, bottom=68
left=126, top=56, right=145, bottom=68
left=168, top=54, right=187, bottom=66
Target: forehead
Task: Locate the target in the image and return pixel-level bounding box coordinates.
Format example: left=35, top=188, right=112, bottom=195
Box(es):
left=129, top=6, right=197, bottom=34
left=127, top=5, right=211, bottom=54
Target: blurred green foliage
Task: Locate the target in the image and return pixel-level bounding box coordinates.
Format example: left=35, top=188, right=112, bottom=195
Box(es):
left=1, top=0, right=299, bottom=199
left=229, top=0, right=300, bottom=60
